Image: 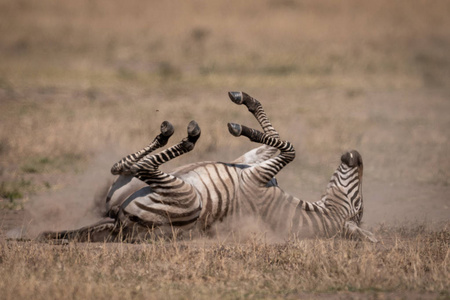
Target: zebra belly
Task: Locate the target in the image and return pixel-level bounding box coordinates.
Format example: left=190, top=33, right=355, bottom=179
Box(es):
left=120, top=190, right=202, bottom=231
left=174, top=162, right=242, bottom=230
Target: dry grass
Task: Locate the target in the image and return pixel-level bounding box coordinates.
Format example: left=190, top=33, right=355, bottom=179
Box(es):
left=0, top=0, right=449, bottom=298
left=0, top=224, right=448, bottom=300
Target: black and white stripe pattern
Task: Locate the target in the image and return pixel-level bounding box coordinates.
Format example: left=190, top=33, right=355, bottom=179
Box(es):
left=254, top=151, right=366, bottom=239
left=108, top=120, right=203, bottom=238
left=38, top=92, right=376, bottom=243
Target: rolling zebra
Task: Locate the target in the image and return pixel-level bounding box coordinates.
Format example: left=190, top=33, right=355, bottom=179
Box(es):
left=39, top=92, right=377, bottom=243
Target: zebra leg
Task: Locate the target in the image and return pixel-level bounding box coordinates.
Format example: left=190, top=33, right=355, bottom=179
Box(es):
left=117, top=121, right=203, bottom=233
left=343, top=221, right=378, bottom=243
left=228, top=92, right=279, bottom=138
left=228, top=123, right=295, bottom=185
left=110, top=121, right=174, bottom=175
left=228, top=92, right=280, bottom=164
left=129, top=120, right=201, bottom=181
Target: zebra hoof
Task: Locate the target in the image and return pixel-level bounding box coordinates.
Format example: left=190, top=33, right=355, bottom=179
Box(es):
left=227, top=123, right=242, bottom=137
left=160, top=121, right=174, bottom=137
left=187, top=120, right=201, bottom=144
left=228, top=91, right=244, bottom=105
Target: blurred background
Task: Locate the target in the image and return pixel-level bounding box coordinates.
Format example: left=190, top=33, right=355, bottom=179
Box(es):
left=0, top=0, right=449, bottom=236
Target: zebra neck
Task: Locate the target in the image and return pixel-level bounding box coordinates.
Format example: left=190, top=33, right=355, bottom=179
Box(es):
left=319, top=188, right=353, bottom=220
left=286, top=194, right=348, bottom=238
left=298, top=197, right=346, bottom=219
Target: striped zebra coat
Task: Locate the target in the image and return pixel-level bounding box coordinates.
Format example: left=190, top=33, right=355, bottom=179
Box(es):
left=39, top=92, right=377, bottom=243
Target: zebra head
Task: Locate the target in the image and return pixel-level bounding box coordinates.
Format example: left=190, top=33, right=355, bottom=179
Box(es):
left=326, top=150, right=364, bottom=225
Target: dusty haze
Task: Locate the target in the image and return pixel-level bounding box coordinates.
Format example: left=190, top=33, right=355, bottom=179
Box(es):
left=0, top=0, right=449, bottom=240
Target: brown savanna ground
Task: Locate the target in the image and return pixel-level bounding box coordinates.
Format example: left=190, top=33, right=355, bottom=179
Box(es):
left=0, top=0, right=449, bottom=299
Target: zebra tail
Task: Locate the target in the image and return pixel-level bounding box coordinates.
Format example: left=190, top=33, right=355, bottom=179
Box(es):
left=37, top=218, right=118, bottom=243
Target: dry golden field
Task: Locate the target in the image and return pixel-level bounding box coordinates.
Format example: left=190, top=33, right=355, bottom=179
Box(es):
left=0, top=226, right=448, bottom=300
left=0, top=0, right=449, bottom=299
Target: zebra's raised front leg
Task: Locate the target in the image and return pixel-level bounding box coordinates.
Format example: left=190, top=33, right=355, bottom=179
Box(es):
left=228, top=123, right=295, bottom=186
left=228, top=92, right=280, bottom=165
left=117, top=121, right=203, bottom=234
left=110, top=121, right=174, bottom=175
left=228, top=92, right=279, bottom=139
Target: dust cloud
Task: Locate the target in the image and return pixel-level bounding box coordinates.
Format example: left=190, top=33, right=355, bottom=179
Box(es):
left=24, top=150, right=117, bottom=238
left=207, top=216, right=287, bottom=244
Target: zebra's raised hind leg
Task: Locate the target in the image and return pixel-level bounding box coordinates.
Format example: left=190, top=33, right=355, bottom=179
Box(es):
left=39, top=121, right=202, bottom=243
left=115, top=120, right=203, bottom=239
left=110, top=120, right=174, bottom=175
left=106, top=121, right=175, bottom=216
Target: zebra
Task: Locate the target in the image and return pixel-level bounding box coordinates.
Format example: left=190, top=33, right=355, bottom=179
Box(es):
left=39, top=92, right=377, bottom=243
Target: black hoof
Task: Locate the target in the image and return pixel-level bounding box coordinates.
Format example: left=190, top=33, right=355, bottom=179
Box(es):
left=227, top=123, right=242, bottom=137
left=187, top=120, right=201, bottom=138
left=160, top=121, right=174, bottom=137
left=187, top=120, right=201, bottom=145
left=228, top=91, right=244, bottom=105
